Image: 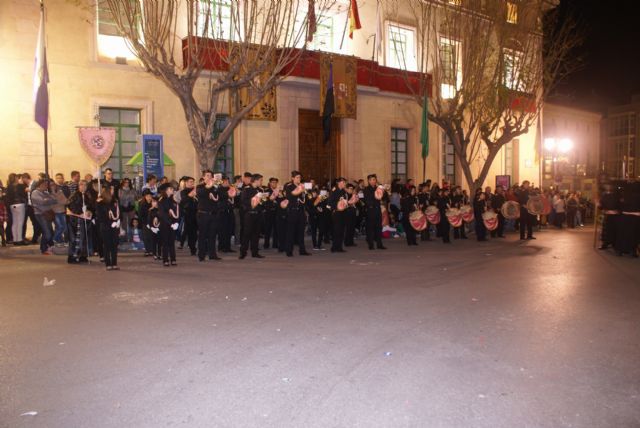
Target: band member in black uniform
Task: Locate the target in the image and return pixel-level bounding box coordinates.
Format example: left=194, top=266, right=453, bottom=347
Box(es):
left=238, top=172, right=252, bottom=241
left=516, top=180, right=535, bottom=240
left=473, top=188, right=488, bottom=242
left=67, top=180, right=93, bottom=264
left=319, top=187, right=332, bottom=246
left=436, top=188, right=451, bottom=243
left=217, top=176, right=236, bottom=253
left=328, top=177, right=348, bottom=253
left=400, top=185, right=419, bottom=246
left=148, top=197, right=161, bottom=259
left=137, top=189, right=154, bottom=257
left=306, top=188, right=323, bottom=250
left=418, top=183, right=431, bottom=241
left=96, top=187, right=120, bottom=270
left=275, top=188, right=288, bottom=252
left=451, top=186, right=468, bottom=240
left=179, top=177, right=198, bottom=255
left=263, top=177, right=279, bottom=249
left=196, top=170, right=221, bottom=261
left=363, top=174, right=387, bottom=250
left=284, top=171, right=311, bottom=257
left=491, top=185, right=506, bottom=238
left=344, top=183, right=358, bottom=247
left=598, top=183, right=620, bottom=250
left=158, top=183, right=179, bottom=266
left=239, top=174, right=266, bottom=259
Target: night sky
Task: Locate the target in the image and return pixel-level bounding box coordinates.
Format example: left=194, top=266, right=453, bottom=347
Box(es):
left=549, top=0, right=640, bottom=110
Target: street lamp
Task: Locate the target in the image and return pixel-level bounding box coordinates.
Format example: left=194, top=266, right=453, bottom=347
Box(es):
left=544, top=137, right=574, bottom=186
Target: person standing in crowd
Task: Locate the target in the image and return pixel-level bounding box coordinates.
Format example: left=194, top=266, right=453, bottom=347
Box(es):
left=516, top=180, right=535, bottom=240
left=96, top=187, right=120, bottom=270
left=137, top=189, right=154, bottom=257
left=263, top=177, right=279, bottom=250
left=31, top=179, right=57, bottom=254
left=66, top=180, right=93, bottom=264
left=179, top=176, right=198, bottom=255
left=158, top=183, right=179, bottom=266
left=328, top=177, right=348, bottom=253
left=7, top=173, right=28, bottom=245
left=436, top=188, right=451, bottom=243
left=553, top=194, right=566, bottom=228
left=400, top=185, right=419, bottom=246
left=238, top=172, right=253, bottom=241
left=473, top=188, right=488, bottom=242
left=566, top=193, right=578, bottom=228
left=147, top=197, right=161, bottom=259
left=344, top=183, right=358, bottom=247
left=451, top=186, right=468, bottom=240
left=102, top=168, right=120, bottom=195
left=239, top=173, right=266, bottom=259
left=142, top=174, right=158, bottom=196
left=363, top=174, right=386, bottom=250
left=217, top=176, right=236, bottom=254
left=54, top=173, right=70, bottom=198
left=23, top=173, right=43, bottom=244
left=0, top=181, right=6, bottom=246
left=67, top=171, right=81, bottom=195
left=284, top=171, right=311, bottom=257
left=275, top=185, right=289, bottom=253
left=118, top=178, right=136, bottom=240
left=491, top=185, right=506, bottom=238
left=50, top=181, right=68, bottom=244
left=196, top=170, right=221, bottom=262
left=306, top=188, right=322, bottom=250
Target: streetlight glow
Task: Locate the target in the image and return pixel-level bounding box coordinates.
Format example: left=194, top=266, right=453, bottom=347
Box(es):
left=544, top=138, right=556, bottom=151
left=558, top=138, right=573, bottom=153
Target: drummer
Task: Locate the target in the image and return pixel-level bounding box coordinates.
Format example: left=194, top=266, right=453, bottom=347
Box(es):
left=473, top=188, right=488, bottom=242
left=400, top=186, right=419, bottom=246
left=451, top=186, right=468, bottom=240
left=491, top=185, right=506, bottom=238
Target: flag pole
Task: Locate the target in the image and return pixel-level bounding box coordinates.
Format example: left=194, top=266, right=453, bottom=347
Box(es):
left=42, top=0, right=49, bottom=179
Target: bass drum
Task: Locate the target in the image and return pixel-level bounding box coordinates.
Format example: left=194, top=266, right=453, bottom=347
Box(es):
left=482, top=211, right=499, bottom=231
left=446, top=208, right=463, bottom=228
left=526, top=195, right=545, bottom=216
left=460, top=205, right=474, bottom=223
left=425, top=205, right=441, bottom=225
left=409, top=211, right=428, bottom=231
left=501, top=201, right=520, bottom=220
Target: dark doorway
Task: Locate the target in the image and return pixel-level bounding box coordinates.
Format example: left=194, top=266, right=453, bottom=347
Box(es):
left=298, top=109, right=340, bottom=186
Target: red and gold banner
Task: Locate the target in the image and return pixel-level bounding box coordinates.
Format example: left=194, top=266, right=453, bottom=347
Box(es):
left=320, top=54, right=357, bottom=119
left=229, top=48, right=277, bottom=121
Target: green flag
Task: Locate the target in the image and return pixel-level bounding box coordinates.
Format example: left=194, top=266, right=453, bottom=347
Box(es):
left=420, top=92, right=429, bottom=159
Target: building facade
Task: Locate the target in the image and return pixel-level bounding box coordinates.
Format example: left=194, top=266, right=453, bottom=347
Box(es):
left=0, top=0, right=543, bottom=189
left=602, top=95, right=640, bottom=180
left=542, top=103, right=602, bottom=195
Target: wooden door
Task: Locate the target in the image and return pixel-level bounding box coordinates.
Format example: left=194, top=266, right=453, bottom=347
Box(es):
left=298, top=109, right=340, bottom=185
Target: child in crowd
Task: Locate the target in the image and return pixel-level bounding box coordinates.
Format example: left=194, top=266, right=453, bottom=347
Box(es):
left=128, top=217, right=145, bottom=251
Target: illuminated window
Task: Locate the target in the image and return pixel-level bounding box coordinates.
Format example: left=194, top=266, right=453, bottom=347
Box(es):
left=97, top=1, right=140, bottom=61
left=197, top=0, right=237, bottom=40
left=448, top=0, right=462, bottom=5
left=503, top=48, right=525, bottom=91
left=391, top=128, right=408, bottom=181
left=387, top=23, right=417, bottom=71
left=439, top=37, right=462, bottom=99
left=506, top=2, right=518, bottom=24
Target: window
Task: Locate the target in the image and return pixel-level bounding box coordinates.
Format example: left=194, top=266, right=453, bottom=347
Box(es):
left=503, top=48, right=524, bottom=91
left=448, top=0, right=462, bottom=5
left=442, top=131, right=456, bottom=184
left=99, top=107, right=141, bottom=179
left=506, top=2, right=518, bottom=24
left=387, top=23, right=417, bottom=71
left=210, top=114, right=234, bottom=177
left=391, top=128, right=408, bottom=181
left=197, top=0, right=236, bottom=40
left=97, top=1, right=140, bottom=61
left=439, top=37, right=462, bottom=99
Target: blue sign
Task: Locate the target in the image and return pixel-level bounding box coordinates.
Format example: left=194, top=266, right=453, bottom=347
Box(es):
left=142, top=134, right=164, bottom=183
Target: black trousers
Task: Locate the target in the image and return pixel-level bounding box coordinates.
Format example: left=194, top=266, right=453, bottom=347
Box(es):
left=181, top=214, right=198, bottom=254
left=309, top=216, right=319, bottom=248
left=276, top=211, right=288, bottom=251
left=197, top=212, right=218, bottom=259
left=402, top=216, right=417, bottom=245
left=5, top=203, right=12, bottom=242
left=160, top=224, right=176, bottom=262
left=101, top=226, right=118, bottom=267
left=365, top=209, right=383, bottom=248
left=142, top=226, right=154, bottom=255
left=519, top=208, right=534, bottom=239
left=218, top=209, right=234, bottom=251
left=286, top=208, right=307, bottom=254
left=454, top=224, right=467, bottom=239
left=331, top=211, right=346, bottom=251
left=263, top=209, right=277, bottom=249
left=437, top=218, right=450, bottom=243
left=24, top=205, right=42, bottom=242
left=490, top=213, right=505, bottom=237
left=241, top=211, right=262, bottom=256
left=601, top=214, right=617, bottom=247
left=475, top=219, right=487, bottom=241
left=344, top=208, right=356, bottom=245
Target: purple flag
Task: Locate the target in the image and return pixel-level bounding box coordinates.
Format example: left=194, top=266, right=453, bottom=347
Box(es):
left=34, top=3, right=49, bottom=130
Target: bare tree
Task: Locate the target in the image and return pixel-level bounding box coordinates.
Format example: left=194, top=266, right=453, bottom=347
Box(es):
left=102, top=0, right=334, bottom=171
left=384, top=0, right=581, bottom=190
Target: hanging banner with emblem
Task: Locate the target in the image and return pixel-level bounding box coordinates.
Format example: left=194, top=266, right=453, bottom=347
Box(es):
left=77, top=126, right=116, bottom=166
left=320, top=54, right=357, bottom=119
left=229, top=47, right=277, bottom=121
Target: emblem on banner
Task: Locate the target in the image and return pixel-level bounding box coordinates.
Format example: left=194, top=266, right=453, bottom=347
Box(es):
left=77, top=127, right=116, bottom=166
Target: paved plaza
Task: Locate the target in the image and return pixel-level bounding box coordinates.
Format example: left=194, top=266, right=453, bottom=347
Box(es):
left=1, top=228, right=639, bottom=427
